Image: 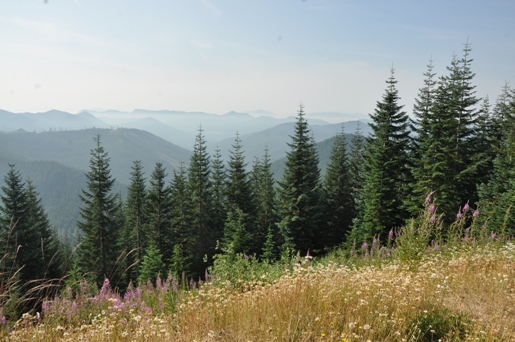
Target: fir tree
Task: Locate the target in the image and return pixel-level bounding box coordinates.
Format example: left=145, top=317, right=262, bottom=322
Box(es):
left=25, top=180, right=62, bottom=280
left=258, top=148, right=281, bottom=260
left=169, top=164, right=192, bottom=277
left=137, top=243, right=166, bottom=285
left=277, top=104, right=323, bottom=254
left=350, top=70, right=410, bottom=244
left=124, top=160, right=148, bottom=284
left=146, top=163, right=173, bottom=265
left=323, top=127, right=353, bottom=247
left=348, top=123, right=366, bottom=234
left=223, top=133, right=256, bottom=254
left=187, top=127, right=213, bottom=276
left=77, top=135, right=122, bottom=287
left=210, top=148, right=227, bottom=249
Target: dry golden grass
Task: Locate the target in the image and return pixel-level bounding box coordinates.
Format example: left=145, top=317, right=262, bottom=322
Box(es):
left=5, top=243, right=515, bottom=341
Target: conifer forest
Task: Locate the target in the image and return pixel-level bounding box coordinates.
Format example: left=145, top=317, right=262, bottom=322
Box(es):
left=2, top=44, right=515, bottom=340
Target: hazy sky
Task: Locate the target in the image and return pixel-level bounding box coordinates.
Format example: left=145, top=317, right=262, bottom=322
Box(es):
left=1, top=0, right=514, bottom=118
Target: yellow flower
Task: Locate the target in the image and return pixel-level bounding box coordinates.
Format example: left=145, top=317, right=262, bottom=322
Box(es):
left=321, top=333, right=326, bottom=337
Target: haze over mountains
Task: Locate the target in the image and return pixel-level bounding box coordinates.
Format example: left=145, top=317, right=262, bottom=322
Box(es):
left=0, top=107, right=370, bottom=239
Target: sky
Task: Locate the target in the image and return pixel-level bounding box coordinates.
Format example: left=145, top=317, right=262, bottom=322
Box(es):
left=1, top=0, right=514, bottom=121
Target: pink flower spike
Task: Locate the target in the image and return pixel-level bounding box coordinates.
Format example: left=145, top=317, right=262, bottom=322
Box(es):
left=429, top=205, right=436, bottom=214
left=457, top=211, right=463, bottom=219
left=463, top=203, right=470, bottom=212
left=425, top=196, right=431, bottom=204
left=473, top=210, right=479, bottom=217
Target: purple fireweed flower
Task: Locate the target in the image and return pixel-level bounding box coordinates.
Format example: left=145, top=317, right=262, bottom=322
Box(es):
left=388, top=229, right=394, bottom=240
left=473, top=210, right=480, bottom=217
left=243, top=253, right=249, bottom=260
left=429, top=215, right=436, bottom=224
left=0, top=316, right=6, bottom=324
left=99, top=278, right=110, bottom=299
left=463, top=202, right=470, bottom=212
left=425, top=196, right=431, bottom=204
left=490, top=231, right=497, bottom=240
left=429, top=205, right=436, bottom=214
left=457, top=211, right=463, bottom=219
left=434, top=244, right=441, bottom=251
left=361, top=241, right=368, bottom=251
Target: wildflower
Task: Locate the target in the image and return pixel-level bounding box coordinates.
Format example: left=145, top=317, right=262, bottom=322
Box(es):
left=429, top=205, right=436, bottom=214
left=363, top=324, right=370, bottom=330
left=429, top=215, right=436, bottom=224
left=425, top=196, right=431, bottom=204
left=457, top=210, right=463, bottom=219
left=361, top=241, right=368, bottom=251
left=348, top=322, right=356, bottom=329
left=473, top=210, right=480, bottom=217
left=243, top=253, right=249, bottom=260
left=463, top=202, right=470, bottom=212
left=388, top=229, right=394, bottom=240
left=321, top=333, right=326, bottom=337
left=0, top=316, right=6, bottom=324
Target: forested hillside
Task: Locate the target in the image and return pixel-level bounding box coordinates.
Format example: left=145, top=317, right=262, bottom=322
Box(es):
left=1, top=46, right=514, bottom=325
left=0, top=128, right=191, bottom=184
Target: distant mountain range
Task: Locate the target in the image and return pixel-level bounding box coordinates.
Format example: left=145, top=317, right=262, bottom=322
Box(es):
left=0, top=128, right=191, bottom=185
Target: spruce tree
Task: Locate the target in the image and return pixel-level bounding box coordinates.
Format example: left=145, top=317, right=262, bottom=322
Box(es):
left=323, top=127, right=353, bottom=247
left=350, top=70, right=410, bottom=244
left=223, top=133, right=256, bottom=254
left=25, top=180, right=62, bottom=280
left=348, top=123, right=366, bottom=234
left=210, top=148, right=227, bottom=249
left=77, top=135, right=122, bottom=287
left=407, top=60, right=438, bottom=214
left=124, top=160, right=148, bottom=284
left=277, top=104, right=323, bottom=254
left=258, top=148, right=281, bottom=260
left=478, top=86, right=515, bottom=233
left=169, top=164, right=192, bottom=277
left=187, top=127, right=213, bottom=275
left=146, top=163, right=173, bottom=265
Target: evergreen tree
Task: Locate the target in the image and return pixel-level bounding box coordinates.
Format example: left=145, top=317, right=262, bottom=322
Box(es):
left=348, top=123, right=366, bottom=234
left=223, top=133, right=256, bottom=254
left=323, top=127, right=353, bottom=247
left=210, top=148, right=227, bottom=249
left=258, top=148, right=281, bottom=260
left=25, top=180, right=62, bottom=280
left=169, top=164, right=192, bottom=277
left=124, top=160, right=148, bottom=284
left=187, top=127, right=213, bottom=276
left=77, top=135, right=122, bottom=287
left=0, top=165, right=29, bottom=276
left=277, top=104, right=323, bottom=254
left=0, top=168, right=61, bottom=287
left=478, top=86, right=515, bottom=233
left=407, top=59, right=438, bottom=214
left=350, top=70, right=410, bottom=244
left=409, top=44, right=482, bottom=221
left=137, top=242, right=166, bottom=285
left=146, top=163, right=173, bottom=265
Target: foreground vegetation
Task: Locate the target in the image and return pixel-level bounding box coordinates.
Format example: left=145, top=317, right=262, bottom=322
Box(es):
left=2, top=210, right=515, bottom=341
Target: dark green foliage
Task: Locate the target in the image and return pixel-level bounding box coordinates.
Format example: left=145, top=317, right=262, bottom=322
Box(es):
left=146, top=162, right=173, bottom=264
left=351, top=70, right=411, bottom=244
left=257, top=148, right=281, bottom=260
left=187, top=127, right=213, bottom=276
left=137, top=243, right=166, bottom=285
left=478, top=86, right=515, bottom=234
left=77, top=135, right=123, bottom=287
left=277, top=104, right=324, bottom=254
left=409, top=45, right=482, bottom=222
left=223, top=134, right=256, bottom=254
left=169, top=164, right=192, bottom=277
left=0, top=166, right=63, bottom=298
left=323, top=127, right=354, bottom=247
left=124, top=160, right=148, bottom=284
left=408, top=308, right=470, bottom=341
left=25, top=180, right=62, bottom=280
left=210, top=148, right=227, bottom=248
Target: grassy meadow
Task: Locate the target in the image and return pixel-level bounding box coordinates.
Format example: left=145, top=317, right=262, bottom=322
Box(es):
left=2, top=208, right=515, bottom=342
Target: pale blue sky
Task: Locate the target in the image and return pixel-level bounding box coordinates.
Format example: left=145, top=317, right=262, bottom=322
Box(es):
left=1, top=0, right=514, bottom=119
